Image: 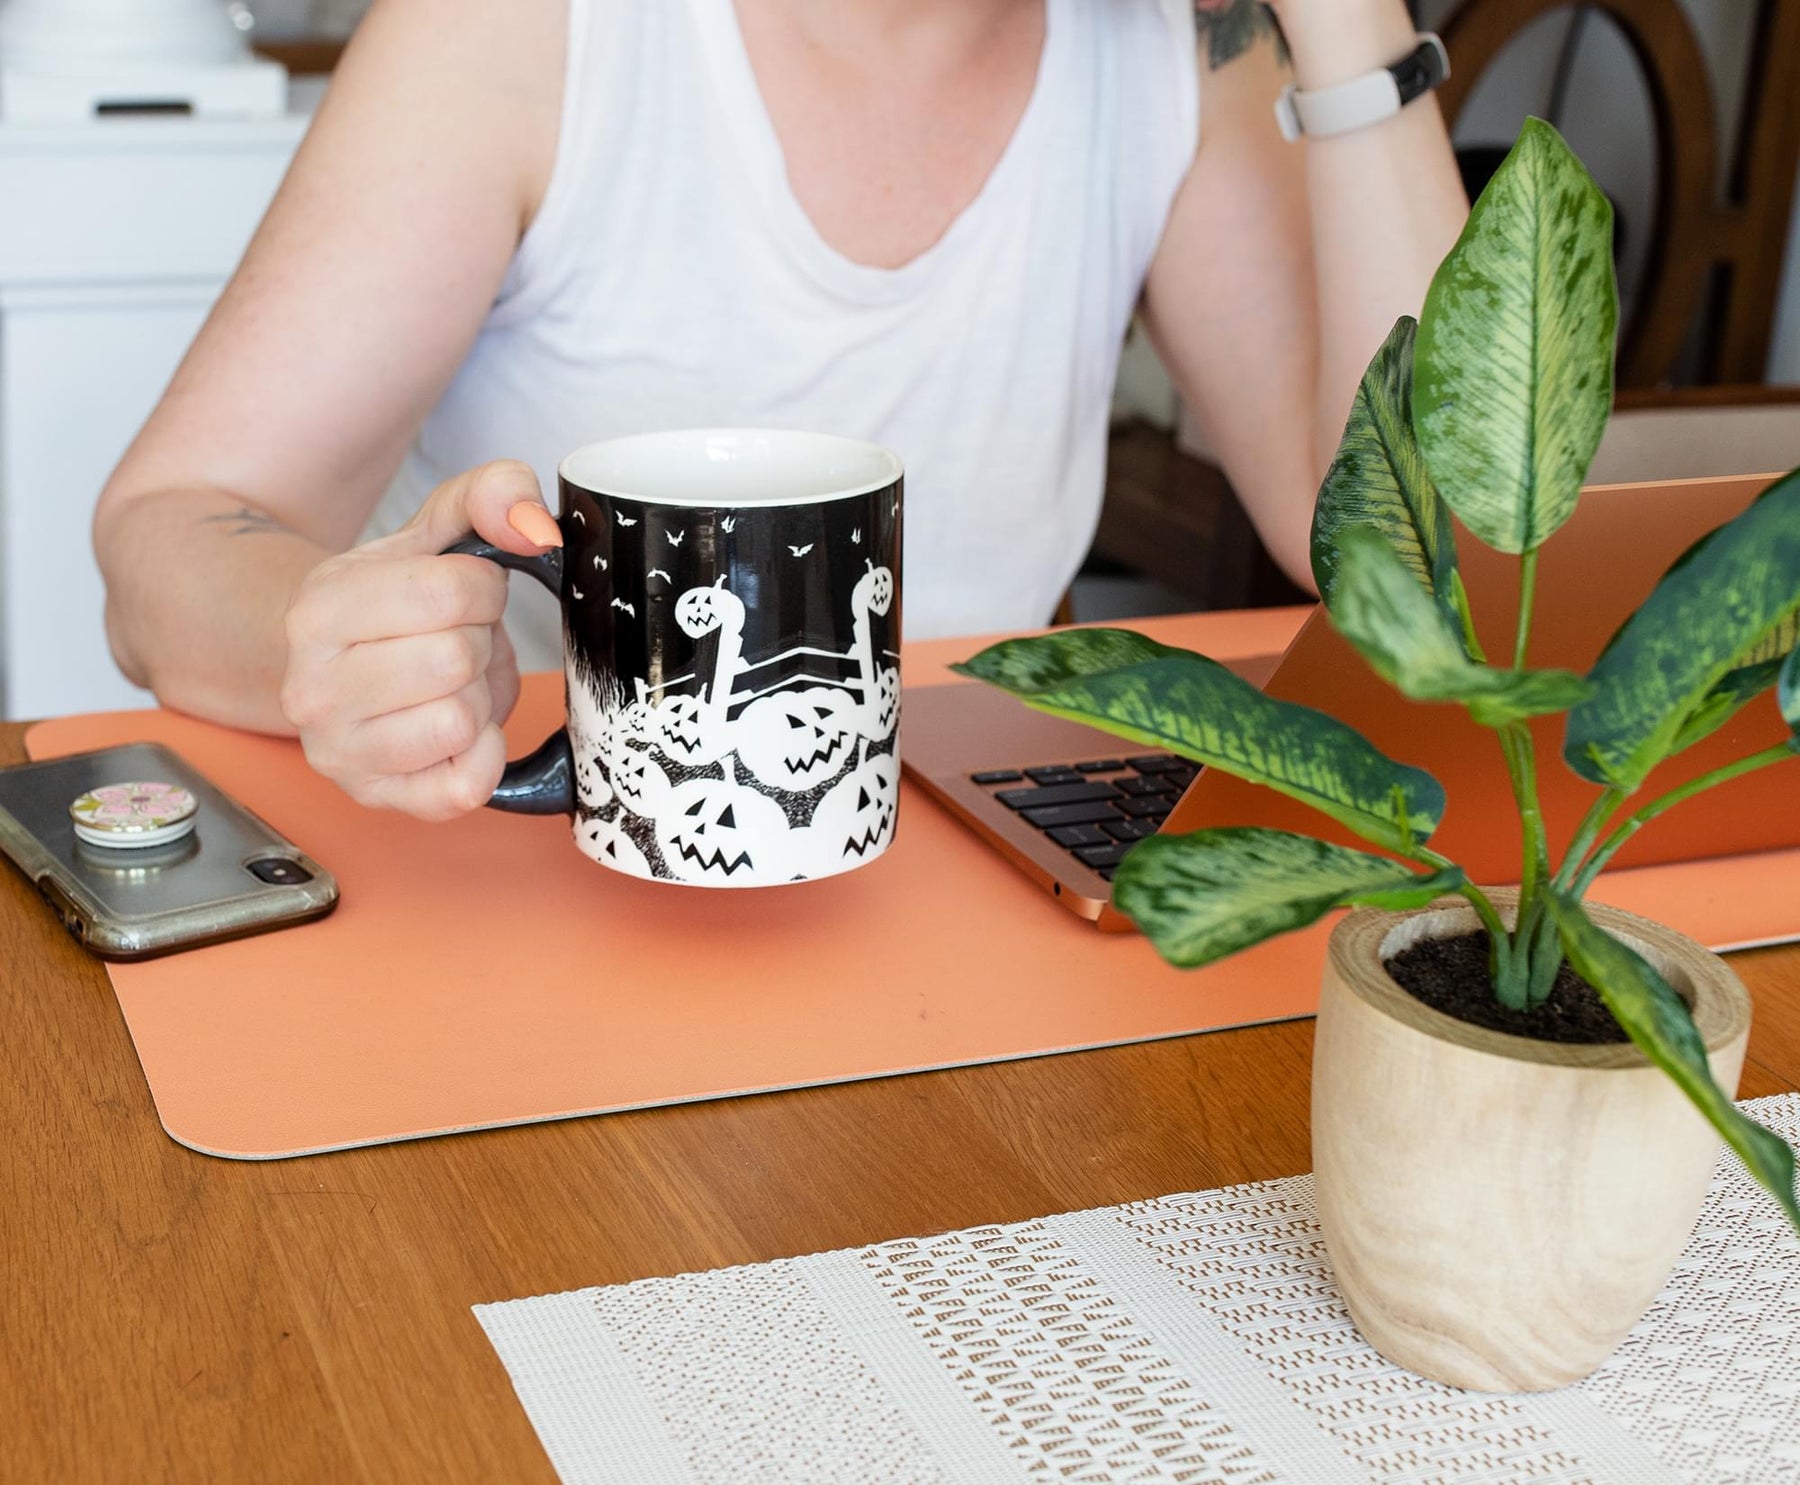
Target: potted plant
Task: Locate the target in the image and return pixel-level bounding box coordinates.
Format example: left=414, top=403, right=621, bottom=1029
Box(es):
left=958, top=118, right=1800, bottom=1393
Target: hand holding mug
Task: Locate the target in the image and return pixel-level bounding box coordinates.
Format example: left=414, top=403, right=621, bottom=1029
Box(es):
left=451, top=429, right=906, bottom=887
left=278, top=460, right=561, bottom=821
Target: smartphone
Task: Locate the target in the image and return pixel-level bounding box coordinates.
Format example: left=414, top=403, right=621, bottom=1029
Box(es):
left=0, top=741, right=337, bottom=959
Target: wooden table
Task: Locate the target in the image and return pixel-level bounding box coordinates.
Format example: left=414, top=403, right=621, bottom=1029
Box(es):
left=4, top=720, right=1798, bottom=1483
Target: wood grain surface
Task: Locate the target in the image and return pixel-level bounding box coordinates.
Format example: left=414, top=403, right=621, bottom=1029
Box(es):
left=2, top=720, right=1796, bottom=1482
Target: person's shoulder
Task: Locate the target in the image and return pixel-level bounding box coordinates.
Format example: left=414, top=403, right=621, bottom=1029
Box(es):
left=1087, top=0, right=1201, bottom=158
left=349, top=0, right=566, bottom=81
left=321, top=0, right=567, bottom=230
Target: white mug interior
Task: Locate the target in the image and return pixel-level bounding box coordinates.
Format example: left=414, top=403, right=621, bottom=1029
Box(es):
left=560, top=428, right=903, bottom=508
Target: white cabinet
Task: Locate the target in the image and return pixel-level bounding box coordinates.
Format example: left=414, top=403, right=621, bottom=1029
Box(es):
left=0, top=107, right=308, bottom=718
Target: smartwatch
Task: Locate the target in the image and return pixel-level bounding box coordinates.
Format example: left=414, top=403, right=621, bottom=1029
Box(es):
left=1275, top=34, right=1450, bottom=143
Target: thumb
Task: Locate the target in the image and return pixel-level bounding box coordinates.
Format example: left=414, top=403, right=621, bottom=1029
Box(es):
left=380, top=459, right=561, bottom=560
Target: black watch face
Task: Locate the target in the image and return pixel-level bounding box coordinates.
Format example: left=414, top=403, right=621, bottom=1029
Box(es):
left=1393, top=42, right=1446, bottom=104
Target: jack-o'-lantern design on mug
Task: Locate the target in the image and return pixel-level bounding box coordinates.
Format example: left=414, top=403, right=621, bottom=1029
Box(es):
left=458, top=429, right=902, bottom=888
left=734, top=688, right=859, bottom=793
left=570, top=558, right=900, bottom=886
left=800, top=746, right=899, bottom=869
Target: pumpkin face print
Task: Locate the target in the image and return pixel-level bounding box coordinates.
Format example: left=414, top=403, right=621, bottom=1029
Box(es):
left=654, top=774, right=793, bottom=886
left=606, top=737, right=671, bottom=818
left=792, top=752, right=898, bottom=878
left=567, top=663, right=620, bottom=812
left=619, top=697, right=659, bottom=746
left=675, top=580, right=746, bottom=641
left=735, top=687, right=858, bottom=791
left=654, top=693, right=716, bottom=767
left=579, top=816, right=651, bottom=878
left=866, top=668, right=901, bottom=743
left=853, top=563, right=894, bottom=619
left=574, top=747, right=613, bottom=812
left=846, top=564, right=899, bottom=744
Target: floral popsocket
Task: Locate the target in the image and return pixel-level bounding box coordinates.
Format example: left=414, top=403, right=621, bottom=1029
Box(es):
left=69, top=781, right=198, bottom=850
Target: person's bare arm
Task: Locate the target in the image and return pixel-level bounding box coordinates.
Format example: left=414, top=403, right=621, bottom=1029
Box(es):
left=1140, top=0, right=1467, bottom=586
left=94, top=0, right=563, bottom=733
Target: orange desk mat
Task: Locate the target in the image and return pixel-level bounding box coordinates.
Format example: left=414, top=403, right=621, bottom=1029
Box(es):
left=25, top=609, right=1800, bottom=1160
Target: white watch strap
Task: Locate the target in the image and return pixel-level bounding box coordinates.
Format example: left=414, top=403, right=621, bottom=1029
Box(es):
left=1274, top=34, right=1448, bottom=143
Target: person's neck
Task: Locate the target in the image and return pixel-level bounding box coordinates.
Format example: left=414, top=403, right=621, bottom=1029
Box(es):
left=731, top=0, right=1047, bottom=269
left=768, top=0, right=1036, bottom=68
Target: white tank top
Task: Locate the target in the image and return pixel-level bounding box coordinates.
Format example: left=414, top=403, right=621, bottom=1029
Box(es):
left=369, top=0, right=1199, bottom=669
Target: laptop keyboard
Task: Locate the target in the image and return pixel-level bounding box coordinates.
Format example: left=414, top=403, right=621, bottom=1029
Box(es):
left=969, top=755, right=1198, bottom=881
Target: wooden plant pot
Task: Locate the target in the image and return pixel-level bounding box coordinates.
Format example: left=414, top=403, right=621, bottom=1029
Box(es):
left=1312, top=892, right=1750, bottom=1393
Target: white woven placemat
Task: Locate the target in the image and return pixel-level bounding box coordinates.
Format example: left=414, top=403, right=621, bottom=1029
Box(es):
left=474, top=1092, right=1800, bottom=1485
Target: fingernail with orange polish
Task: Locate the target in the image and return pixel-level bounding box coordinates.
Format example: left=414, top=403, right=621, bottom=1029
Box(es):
left=508, top=502, right=563, bottom=549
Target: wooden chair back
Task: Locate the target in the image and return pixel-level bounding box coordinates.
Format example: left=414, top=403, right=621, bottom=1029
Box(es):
left=1437, top=0, right=1800, bottom=388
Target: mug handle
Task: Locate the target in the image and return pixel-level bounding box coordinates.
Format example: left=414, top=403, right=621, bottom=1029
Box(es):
left=443, top=535, right=574, bottom=816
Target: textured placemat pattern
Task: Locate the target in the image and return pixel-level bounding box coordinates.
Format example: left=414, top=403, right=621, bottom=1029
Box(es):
left=475, top=1094, right=1800, bottom=1485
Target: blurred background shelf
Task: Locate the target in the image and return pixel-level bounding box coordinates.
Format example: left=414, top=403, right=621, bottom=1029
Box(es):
left=250, top=36, right=343, bottom=74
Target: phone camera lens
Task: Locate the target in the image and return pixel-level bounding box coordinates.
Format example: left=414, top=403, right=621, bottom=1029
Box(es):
left=247, top=857, right=312, bottom=886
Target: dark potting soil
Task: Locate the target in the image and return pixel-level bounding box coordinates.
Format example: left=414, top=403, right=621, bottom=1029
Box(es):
left=1385, top=930, right=1630, bottom=1045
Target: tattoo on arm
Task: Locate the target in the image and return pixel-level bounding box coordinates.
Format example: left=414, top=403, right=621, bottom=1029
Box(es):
left=199, top=506, right=295, bottom=537
left=1194, top=0, right=1287, bottom=71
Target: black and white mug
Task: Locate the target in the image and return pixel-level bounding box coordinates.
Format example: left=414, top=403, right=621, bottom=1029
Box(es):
left=451, top=429, right=903, bottom=887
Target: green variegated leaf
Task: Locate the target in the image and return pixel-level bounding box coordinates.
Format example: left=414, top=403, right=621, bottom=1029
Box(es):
left=1312, top=317, right=1463, bottom=636
left=1673, top=611, right=1800, bottom=751
left=954, top=629, right=1444, bottom=853
left=1547, top=892, right=1800, bottom=1234
left=1414, top=118, right=1618, bottom=554
left=1598, top=522, right=1792, bottom=673
left=1329, top=527, right=1589, bottom=727
left=1114, top=827, right=1465, bottom=968
left=1565, top=470, right=1800, bottom=787
left=1614, top=517, right=1800, bottom=756
left=1735, top=611, right=1800, bottom=671
left=950, top=627, right=1165, bottom=696
left=1668, top=657, right=1785, bottom=755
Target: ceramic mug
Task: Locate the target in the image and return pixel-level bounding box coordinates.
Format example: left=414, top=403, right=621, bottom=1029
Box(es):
left=448, top=428, right=903, bottom=887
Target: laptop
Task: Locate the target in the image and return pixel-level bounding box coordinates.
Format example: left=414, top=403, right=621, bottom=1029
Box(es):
left=904, top=473, right=1800, bottom=930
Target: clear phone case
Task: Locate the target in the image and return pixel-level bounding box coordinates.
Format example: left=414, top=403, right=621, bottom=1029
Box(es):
left=0, top=742, right=337, bottom=959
